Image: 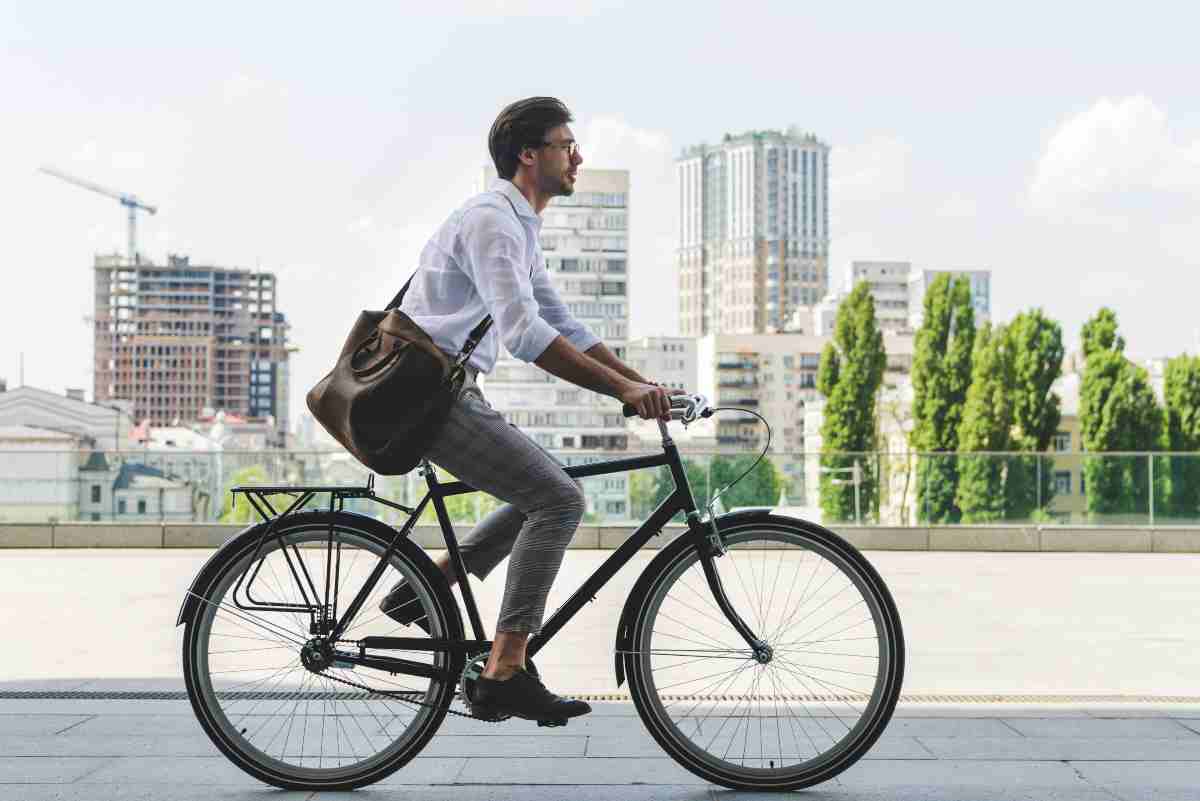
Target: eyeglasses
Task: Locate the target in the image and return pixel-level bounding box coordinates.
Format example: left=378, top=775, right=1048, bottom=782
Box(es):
left=541, top=140, right=580, bottom=159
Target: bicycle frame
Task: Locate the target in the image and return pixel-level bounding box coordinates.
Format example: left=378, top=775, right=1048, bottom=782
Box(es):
left=225, top=420, right=768, bottom=680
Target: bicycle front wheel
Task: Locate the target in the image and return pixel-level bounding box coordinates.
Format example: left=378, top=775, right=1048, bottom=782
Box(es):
left=623, top=515, right=904, bottom=791
left=182, top=511, right=460, bottom=791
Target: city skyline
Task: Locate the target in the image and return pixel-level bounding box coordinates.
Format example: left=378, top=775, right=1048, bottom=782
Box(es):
left=4, top=3, right=1198, bottom=430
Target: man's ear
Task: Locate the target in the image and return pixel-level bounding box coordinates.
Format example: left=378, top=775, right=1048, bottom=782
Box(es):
left=517, top=146, right=538, bottom=169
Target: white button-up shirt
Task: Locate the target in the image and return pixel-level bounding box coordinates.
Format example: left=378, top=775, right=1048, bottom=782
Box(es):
left=399, top=179, right=600, bottom=374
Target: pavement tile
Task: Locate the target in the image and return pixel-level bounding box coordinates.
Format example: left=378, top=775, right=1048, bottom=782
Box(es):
left=583, top=731, right=932, bottom=760
left=1004, top=717, right=1198, bottom=738
left=884, top=717, right=1024, bottom=738
left=0, top=787, right=311, bottom=801
left=917, top=736, right=1200, bottom=761
left=1071, top=760, right=1200, bottom=800
left=422, top=734, right=587, bottom=757
left=60, top=714, right=205, bottom=737
left=457, top=755, right=706, bottom=784
left=838, top=758, right=1089, bottom=787
left=0, top=757, right=113, bottom=784
left=313, top=788, right=715, bottom=801
left=0, top=716, right=92, bottom=736
left=0, top=700, right=196, bottom=716
left=79, top=755, right=467, bottom=786
left=0, top=735, right=216, bottom=758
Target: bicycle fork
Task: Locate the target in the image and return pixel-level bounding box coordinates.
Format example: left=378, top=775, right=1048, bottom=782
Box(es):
left=688, top=513, right=773, bottom=665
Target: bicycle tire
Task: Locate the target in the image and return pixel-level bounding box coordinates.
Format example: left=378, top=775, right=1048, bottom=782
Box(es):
left=182, top=510, right=461, bottom=791
left=623, top=514, right=904, bottom=791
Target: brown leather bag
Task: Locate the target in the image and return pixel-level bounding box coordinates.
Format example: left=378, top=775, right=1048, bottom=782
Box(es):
left=305, top=277, right=493, bottom=475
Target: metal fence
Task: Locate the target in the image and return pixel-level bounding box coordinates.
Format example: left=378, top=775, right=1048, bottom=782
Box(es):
left=1, top=448, right=1198, bottom=527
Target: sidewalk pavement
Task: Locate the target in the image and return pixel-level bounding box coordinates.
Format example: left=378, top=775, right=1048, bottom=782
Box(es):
left=1, top=688, right=1198, bottom=801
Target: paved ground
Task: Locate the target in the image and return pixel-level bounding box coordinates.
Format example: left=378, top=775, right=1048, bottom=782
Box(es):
left=2, top=549, right=1199, bottom=797
left=0, top=697, right=1197, bottom=799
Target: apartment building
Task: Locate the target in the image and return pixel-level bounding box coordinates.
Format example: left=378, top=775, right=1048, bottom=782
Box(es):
left=678, top=129, right=831, bottom=337
left=480, top=168, right=632, bottom=519
left=92, top=253, right=291, bottom=443
left=816, top=263, right=992, bottom=336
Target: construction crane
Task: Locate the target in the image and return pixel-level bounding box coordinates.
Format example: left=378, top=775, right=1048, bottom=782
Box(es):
left=39, top=166, right=157, bottom=265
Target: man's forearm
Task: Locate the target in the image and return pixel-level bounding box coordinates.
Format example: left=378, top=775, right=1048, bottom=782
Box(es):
left=534, top=336, right=633, bottom=398
left=585, top=342, right=651, bottom=385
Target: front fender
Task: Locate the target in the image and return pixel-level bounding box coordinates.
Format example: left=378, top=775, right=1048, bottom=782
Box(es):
left=613, top=508, right=782, bottom=686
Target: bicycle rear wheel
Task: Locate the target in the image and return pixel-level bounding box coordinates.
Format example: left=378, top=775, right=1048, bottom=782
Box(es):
left=182, top=511, right=460, bottom=790
left=623, top=515, right=904, bottom=791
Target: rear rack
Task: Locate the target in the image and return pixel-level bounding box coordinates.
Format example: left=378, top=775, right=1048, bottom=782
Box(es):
left=230, top=473, right=415, bottom=523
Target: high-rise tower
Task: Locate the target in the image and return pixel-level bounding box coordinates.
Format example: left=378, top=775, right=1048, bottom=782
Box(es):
left=678, top=129, right=830, bottom=336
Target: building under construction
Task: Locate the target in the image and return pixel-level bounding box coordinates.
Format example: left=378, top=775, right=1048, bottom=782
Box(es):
left=92, top=253, right=291, bottom=443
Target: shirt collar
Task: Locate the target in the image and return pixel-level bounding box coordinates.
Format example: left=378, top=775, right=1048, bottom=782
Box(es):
left=490, top=179, right=540, bottom=221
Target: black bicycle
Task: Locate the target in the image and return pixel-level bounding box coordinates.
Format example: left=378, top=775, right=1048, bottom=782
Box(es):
left=177, top=393, right=904, bottom=791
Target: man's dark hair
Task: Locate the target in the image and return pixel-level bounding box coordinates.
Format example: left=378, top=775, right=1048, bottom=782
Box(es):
left=488, top=97, right=573, bottom=180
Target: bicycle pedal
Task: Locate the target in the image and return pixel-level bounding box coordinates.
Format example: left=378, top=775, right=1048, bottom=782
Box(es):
left=536, top=718, right=568, bottom=728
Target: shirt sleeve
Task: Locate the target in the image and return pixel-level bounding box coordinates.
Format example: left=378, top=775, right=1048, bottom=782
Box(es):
left=458, top=206, right=559, bottom=363
left=532, top=261, right=602, bottom=353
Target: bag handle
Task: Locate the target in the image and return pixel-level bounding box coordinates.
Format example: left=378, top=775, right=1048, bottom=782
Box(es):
left=386, top=191, right=531, bottom=367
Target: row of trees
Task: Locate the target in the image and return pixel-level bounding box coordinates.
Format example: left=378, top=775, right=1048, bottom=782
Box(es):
left=817, top=272, right=1200, bottom=524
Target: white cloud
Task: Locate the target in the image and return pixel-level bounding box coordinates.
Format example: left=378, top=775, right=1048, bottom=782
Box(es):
left=579, top=114, right=677, bottom=337
left=1028, top=95, right=1200, bottom=222
left=827, top=136, right=914, bottom=290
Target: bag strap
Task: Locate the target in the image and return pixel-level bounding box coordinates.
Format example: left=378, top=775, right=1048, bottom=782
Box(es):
left=388, top=191, right=533, bottom=367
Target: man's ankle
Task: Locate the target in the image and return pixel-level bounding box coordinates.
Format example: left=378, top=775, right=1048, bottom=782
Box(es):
left=481, top=664, right=520, bottom=681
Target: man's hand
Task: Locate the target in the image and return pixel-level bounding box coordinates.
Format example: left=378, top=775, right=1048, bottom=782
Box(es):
left=620, top=382, right=688, bottom=421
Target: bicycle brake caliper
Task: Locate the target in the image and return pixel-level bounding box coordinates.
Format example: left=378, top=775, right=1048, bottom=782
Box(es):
left=687, top=511, right=726, bottom=558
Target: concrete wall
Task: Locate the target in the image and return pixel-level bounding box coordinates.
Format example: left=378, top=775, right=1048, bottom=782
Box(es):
left=3, top=522, right=1200, bottom=552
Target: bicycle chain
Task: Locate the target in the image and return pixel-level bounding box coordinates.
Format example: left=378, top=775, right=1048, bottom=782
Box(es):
left=314, top=666, right=503, bottom=722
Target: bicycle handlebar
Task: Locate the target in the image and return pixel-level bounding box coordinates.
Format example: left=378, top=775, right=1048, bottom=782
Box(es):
left=621, top=393, right=712, bottom=425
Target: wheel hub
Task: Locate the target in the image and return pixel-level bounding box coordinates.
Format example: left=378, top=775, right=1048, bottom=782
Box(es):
left=753, top=643, right=773, bottom=664
left=300, top=637, right=335, bottom=673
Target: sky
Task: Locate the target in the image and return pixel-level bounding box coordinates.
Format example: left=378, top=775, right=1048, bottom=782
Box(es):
left=2, top=1, right=1198, bottom=428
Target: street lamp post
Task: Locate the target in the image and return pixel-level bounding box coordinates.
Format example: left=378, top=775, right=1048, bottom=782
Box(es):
left=821, top=459, right=862, bottom=524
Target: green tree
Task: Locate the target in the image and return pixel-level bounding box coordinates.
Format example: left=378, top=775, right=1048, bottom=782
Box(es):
left=1079, top=309, right=1163, bottom=518
left=1003, top=309, right=1065, bottom=520
left=1163, top=354, right=1200, bottom=520
left=956, top=324, right=1015, bottom=522
left=816, top=282, right=887, bottom=522
left=711, top=455, right=783, bottom=511
left=910, top=274, right=976, bottom=522
left=219, top=465, right=269, bottom=524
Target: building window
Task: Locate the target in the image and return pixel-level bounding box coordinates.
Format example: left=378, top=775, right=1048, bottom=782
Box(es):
left=1052, top=432, right=1071, bottom=452
left=90, top=513, right=100, bottom=522
left=118, top=499, right=127, bottom=515
left=1053, top=471, right=1071, bottom=496
left=137, top=499, right=147, bottom=515
left=91, top=485, right=101, bottom=503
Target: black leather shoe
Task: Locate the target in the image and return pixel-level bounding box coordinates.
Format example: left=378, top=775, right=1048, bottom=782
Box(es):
left=378, top=580, right=430, bottom=633
left=470, top=668, right=591, bottom=723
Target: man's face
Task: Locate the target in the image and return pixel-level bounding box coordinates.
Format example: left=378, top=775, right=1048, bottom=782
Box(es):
left=534, top=124, right=582, bottom=197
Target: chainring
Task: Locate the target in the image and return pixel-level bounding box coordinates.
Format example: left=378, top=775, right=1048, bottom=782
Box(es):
left=459, top=652, right=540, bottom=722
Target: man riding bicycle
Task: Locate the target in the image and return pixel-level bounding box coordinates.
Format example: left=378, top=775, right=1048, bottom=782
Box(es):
left=379, top=96, right=684, bottom=723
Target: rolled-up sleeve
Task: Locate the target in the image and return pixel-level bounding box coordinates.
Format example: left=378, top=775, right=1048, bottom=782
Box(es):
left=534, top=267, right=601, bottom=353
left=459, top=207, right=559, bottom=363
